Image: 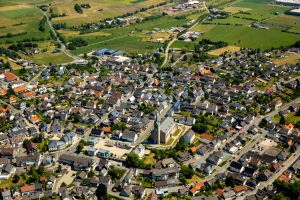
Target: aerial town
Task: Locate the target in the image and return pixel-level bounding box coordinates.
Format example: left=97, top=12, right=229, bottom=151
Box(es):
left=0, top=0, right=300, bottom=200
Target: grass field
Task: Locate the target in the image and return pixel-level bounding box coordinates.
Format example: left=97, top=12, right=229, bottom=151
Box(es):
left=175, top=25, right=300, bottom=50
left=172, top=0, right=300, bottom=51
left=171, top=40, right=195, bottom=50
left=207, top=16, right=254, bottom=25
left=24, top=52, right=73, bottom=65
left=68, top=15, right=188, bottom=54
left=191, top=24, right=216, bottom=32
left=208, top=46, right=240, bottom=56
left=273, top=113, right=300, bottom=124
left=187, top=174, right=203, bottom=184
left=202, top=25, right=300, bottom=50
left=0, top=3, right=51, bottom=44
left=262, top=15, right=300, bottom=33
left=143, top=153, right=156, bottom=165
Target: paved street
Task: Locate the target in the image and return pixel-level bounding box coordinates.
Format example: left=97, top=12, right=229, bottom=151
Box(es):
left=239, top=149, right=300, bottom=199
left=146, top=96, right=300, bottom=194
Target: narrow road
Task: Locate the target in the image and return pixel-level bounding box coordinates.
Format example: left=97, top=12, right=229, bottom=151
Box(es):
left=147, top=96, right=300, bottom=194
left=240, top=150, right=300, bottom=199
left=37, top=8, right=86, bottom=64
left=30, top=66, right=46, bottom=83
left=160, top=2, right=210, bottom=68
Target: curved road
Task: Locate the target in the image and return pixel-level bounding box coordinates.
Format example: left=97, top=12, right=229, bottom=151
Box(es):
left=161, top=2, right=210, bottom=68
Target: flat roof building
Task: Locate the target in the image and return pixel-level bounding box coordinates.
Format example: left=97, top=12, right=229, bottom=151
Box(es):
left=275, top=0, right=300, bottom=6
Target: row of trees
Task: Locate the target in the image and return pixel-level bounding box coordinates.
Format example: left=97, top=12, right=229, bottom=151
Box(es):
left=39, top=16, right=47, bottom=32
left=67, top=38, right=88, bottom=50
left=8, top=42, right=38, bottom=52
left=0, top=47, right=20, bottom=59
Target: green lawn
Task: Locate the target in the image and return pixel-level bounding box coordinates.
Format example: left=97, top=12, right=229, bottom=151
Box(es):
left=0, top=177, right=26, bottom=189
left=171, top=40, right=195, bottom=50
left=23, top=52, right=73, bottom=65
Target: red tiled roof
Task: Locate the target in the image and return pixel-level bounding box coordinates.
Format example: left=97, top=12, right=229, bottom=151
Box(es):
left=22, top=91, right=36, bottom=98
left=190, top=182, right=204, bottom=194
left=13, top=85, right=26, bottom=93
left=0, top=89, right=7, bottom=95
left=4, top=72, right=18, bottom=82
left=20, top=185, right=35, bottom=193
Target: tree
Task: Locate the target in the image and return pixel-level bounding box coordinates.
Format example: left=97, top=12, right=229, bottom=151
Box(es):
left=290, top=144, right=297, bottom=153
left=61, top=182, right=67, bottom=187
left=175, top=138, right=188, bottom=151
left=279, top=115, right=286, bottom=125
left=179, top=174, right=187, bottom=185
left=180, top=165, right=194, bottom=179
left=74, top=4, right=83, bottom=13
left=37, top=165, right=45, bottom=175
left=56, top=164, right=62, bottom=173
left=83, top=53, right=88, bottom=60
left=192, top=123, right=208, bottom=133
left=108, top=167, right=123, bottom=180
left=125, top=152, right=150, bottom=169
left=225, top=176, right=235, bottom=187
left=88, top=170, right=95, bottom=178
left=23, top=139, right=31, bottom=148
left=96, top=184, right=107, bottom=200
left=12, top=174, right=20, bottom=183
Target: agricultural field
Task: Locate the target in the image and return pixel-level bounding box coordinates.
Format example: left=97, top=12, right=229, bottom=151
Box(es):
left=67, top=15, right=189, bottom=55
left=0, top=2, right=51, bottom=44
left=202, top=25, right=299, bottom=50
left=172, top=0, right=300, bottom=51
left=223, top=6, right=252, bottom=14
left=49, top=0, right=168, bottom=26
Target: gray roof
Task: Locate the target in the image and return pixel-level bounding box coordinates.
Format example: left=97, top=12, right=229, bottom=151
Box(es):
left=160, top=117, right=175, bottom=134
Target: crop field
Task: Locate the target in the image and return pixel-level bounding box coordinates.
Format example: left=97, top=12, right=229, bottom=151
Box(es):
left=208, top=46, right=241, bottom=56
left=50, top=0, right=167, bottom=26
left=223, top=6, right=252, bottom=14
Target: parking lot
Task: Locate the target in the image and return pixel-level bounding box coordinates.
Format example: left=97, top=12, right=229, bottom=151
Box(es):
left=93, top=140, right=132, bottom=159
